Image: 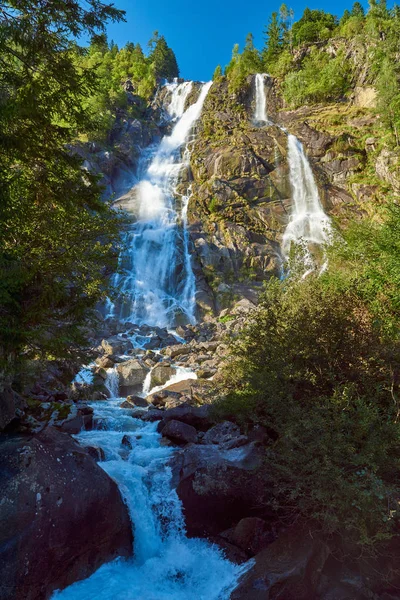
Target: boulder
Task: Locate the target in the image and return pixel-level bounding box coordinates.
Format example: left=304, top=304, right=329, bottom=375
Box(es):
left=163, top=344, right=191, bottom=358
left=161, top=419, right=198, bottom=445
left=85, top=446, right=106, bottom=461
left=222, top=517, right=274, bottom=557
left=127, top=394, right=150, bottom=408
left=150, top=364, right=172, bottom=388
left=95, top=356, right=115, bottom=369
left=0, top=427, right=132, bottom=600
left=0, top=386, right=26, bottom=431
left=116, top=359, right=148, bottom=395
left=202, top=421, right=248, bottom=449
left=101, top=336, right=133, bottom=356
left=158, top=403, right=212, bottom=431
left=231, top=522, right=330, bottom=600
left=169, top=441, right=264, bottom=537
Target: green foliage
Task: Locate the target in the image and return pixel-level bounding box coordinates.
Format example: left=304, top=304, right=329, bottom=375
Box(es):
left=0, top=0, right=126, bottom=373
left=225, top=34, right=262, bottom=92
left=213, top=65, right=223, bottom=80
left=263, top=12, right=283, bottom=66
left=216, top=274, right=400, bottom=549
left=291, top=8, right=338, bottom=46
left=148, top=31, right=179, bottom=79
left=283, top=48, right=351, bottom=107
left=352, top=1, right=365, bottom=17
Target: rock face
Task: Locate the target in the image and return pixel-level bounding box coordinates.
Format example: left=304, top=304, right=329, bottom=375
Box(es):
left=0, top=427, right=132, bottom=600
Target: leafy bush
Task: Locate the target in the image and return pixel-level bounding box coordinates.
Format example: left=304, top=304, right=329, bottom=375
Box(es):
left=215, top=275, right=400, bottom=550
left=283, top=48, right=351, bottom=107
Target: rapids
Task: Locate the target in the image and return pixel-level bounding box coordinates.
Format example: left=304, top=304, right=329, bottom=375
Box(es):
left=52, top=389, right=248, bottom=600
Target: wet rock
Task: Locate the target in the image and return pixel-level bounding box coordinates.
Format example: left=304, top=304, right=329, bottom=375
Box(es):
left=121, top=434, right=133, bottom=449
left=161, top=419, right=198, bottom=445
left=116, top=359, right=148, bottom=396
left=0, top=427, right=132, bottom=600
left=126, top=394, right=150, bottom=408
left=85, top=446, right=106, bottom=461
left=140, top=408, right=165, bottom=422
left=230, top=521, right=330, bottom=600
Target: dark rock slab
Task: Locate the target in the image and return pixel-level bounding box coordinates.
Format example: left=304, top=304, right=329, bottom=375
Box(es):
left=0, top=427, right=132, bottom=600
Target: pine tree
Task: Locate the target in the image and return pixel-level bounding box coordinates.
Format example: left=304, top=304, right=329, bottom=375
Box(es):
left=351, top=1, right=365, bottom=17
left=263, top=12, right=283, bottom=67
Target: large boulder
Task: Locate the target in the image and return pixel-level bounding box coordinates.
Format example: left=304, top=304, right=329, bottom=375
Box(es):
left=231, top=522, right=330, bottom=600
left=169, top=441, right=265, bottom=537
left=161, top=419, right=198, bottom=445
left=150, top=363, right=172, bottom=388
left=101, top=336, right=132, bottom=356
left=116, top=359, right=148, bottom=395
left=0, top=427, right=132, bottom=600
left=0, top=386, right=26, bottom=431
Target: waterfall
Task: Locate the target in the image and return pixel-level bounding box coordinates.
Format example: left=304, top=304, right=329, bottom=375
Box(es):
left=52, top=398, right=249, bottom=599
left=165, top=79, right=193, bottom=119
left=253, top=73, right=269, bottom=124
left=282, top=134, right=331, bottom=272
left=105, top=367, right=120, bottom=398
left=107, top=81, right=212, bottom=328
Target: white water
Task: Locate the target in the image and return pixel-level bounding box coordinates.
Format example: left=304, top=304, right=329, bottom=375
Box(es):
left=165, top=79, right=193, bottom=119
left=253, top=73, right=269, bottom=124
left=52, top=393, right=247, bottom=600
left=282, top=135, right=331, bottom=272
left=107, top=81, right=212, bottom=328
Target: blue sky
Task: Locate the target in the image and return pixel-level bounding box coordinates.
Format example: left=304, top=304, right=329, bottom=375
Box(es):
left=105, top=0, right=369, bottom=81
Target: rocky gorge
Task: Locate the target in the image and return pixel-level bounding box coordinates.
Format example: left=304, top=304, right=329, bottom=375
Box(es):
left=1, top=60, right=400, bottom=600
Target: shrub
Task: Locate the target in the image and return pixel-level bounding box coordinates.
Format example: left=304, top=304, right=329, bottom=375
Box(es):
left=215, top=275, right=400, bottom=550
left=283, top=48, right=351, bottom=107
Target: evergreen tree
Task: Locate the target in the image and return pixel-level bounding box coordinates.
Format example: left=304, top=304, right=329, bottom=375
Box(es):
left=149, top=32, right=179, bottom=79
left=351, top=1, right=366, bottom=17
left=213, top=64, right=223, bottom=80
left=263, top=12, right=283, bottom=66
left=340, top=9, right=352, bottom=25
left=0, top=0, right=125, bottom=373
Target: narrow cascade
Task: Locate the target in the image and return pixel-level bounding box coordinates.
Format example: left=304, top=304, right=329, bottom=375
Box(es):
left=282, top=134, right=331, bottom=272
left=165, top=79, right=193, bottom=119
left=253, top=73, right=269, bottom=124
left=107, top=81, right=212, bottom=328
left=52, top=394, right=248, bottom=600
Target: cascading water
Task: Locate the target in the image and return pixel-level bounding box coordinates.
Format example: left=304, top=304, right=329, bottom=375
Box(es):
left=165, top=79, right=193, bottom=119
left=52, top=392, right=248, bottom=599
left=251, top=77, right=331, bottom=272
left=282, top=134, right=331, bottom=272
left=253, top=73, right=269, bottom=124
left=107, top=81, right=212, bottom=328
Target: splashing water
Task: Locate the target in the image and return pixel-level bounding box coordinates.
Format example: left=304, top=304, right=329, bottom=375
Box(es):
left=107, top=81, right=212, bottom=328
left=165, top=79, right=193, bottom=119
left=105, top=367, right=120, bottom=398
left=253, top=73, right=269, bottom=124
left=282, top=134, right=331, bottom=273
left=52, top=393, right=248, bottom=599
